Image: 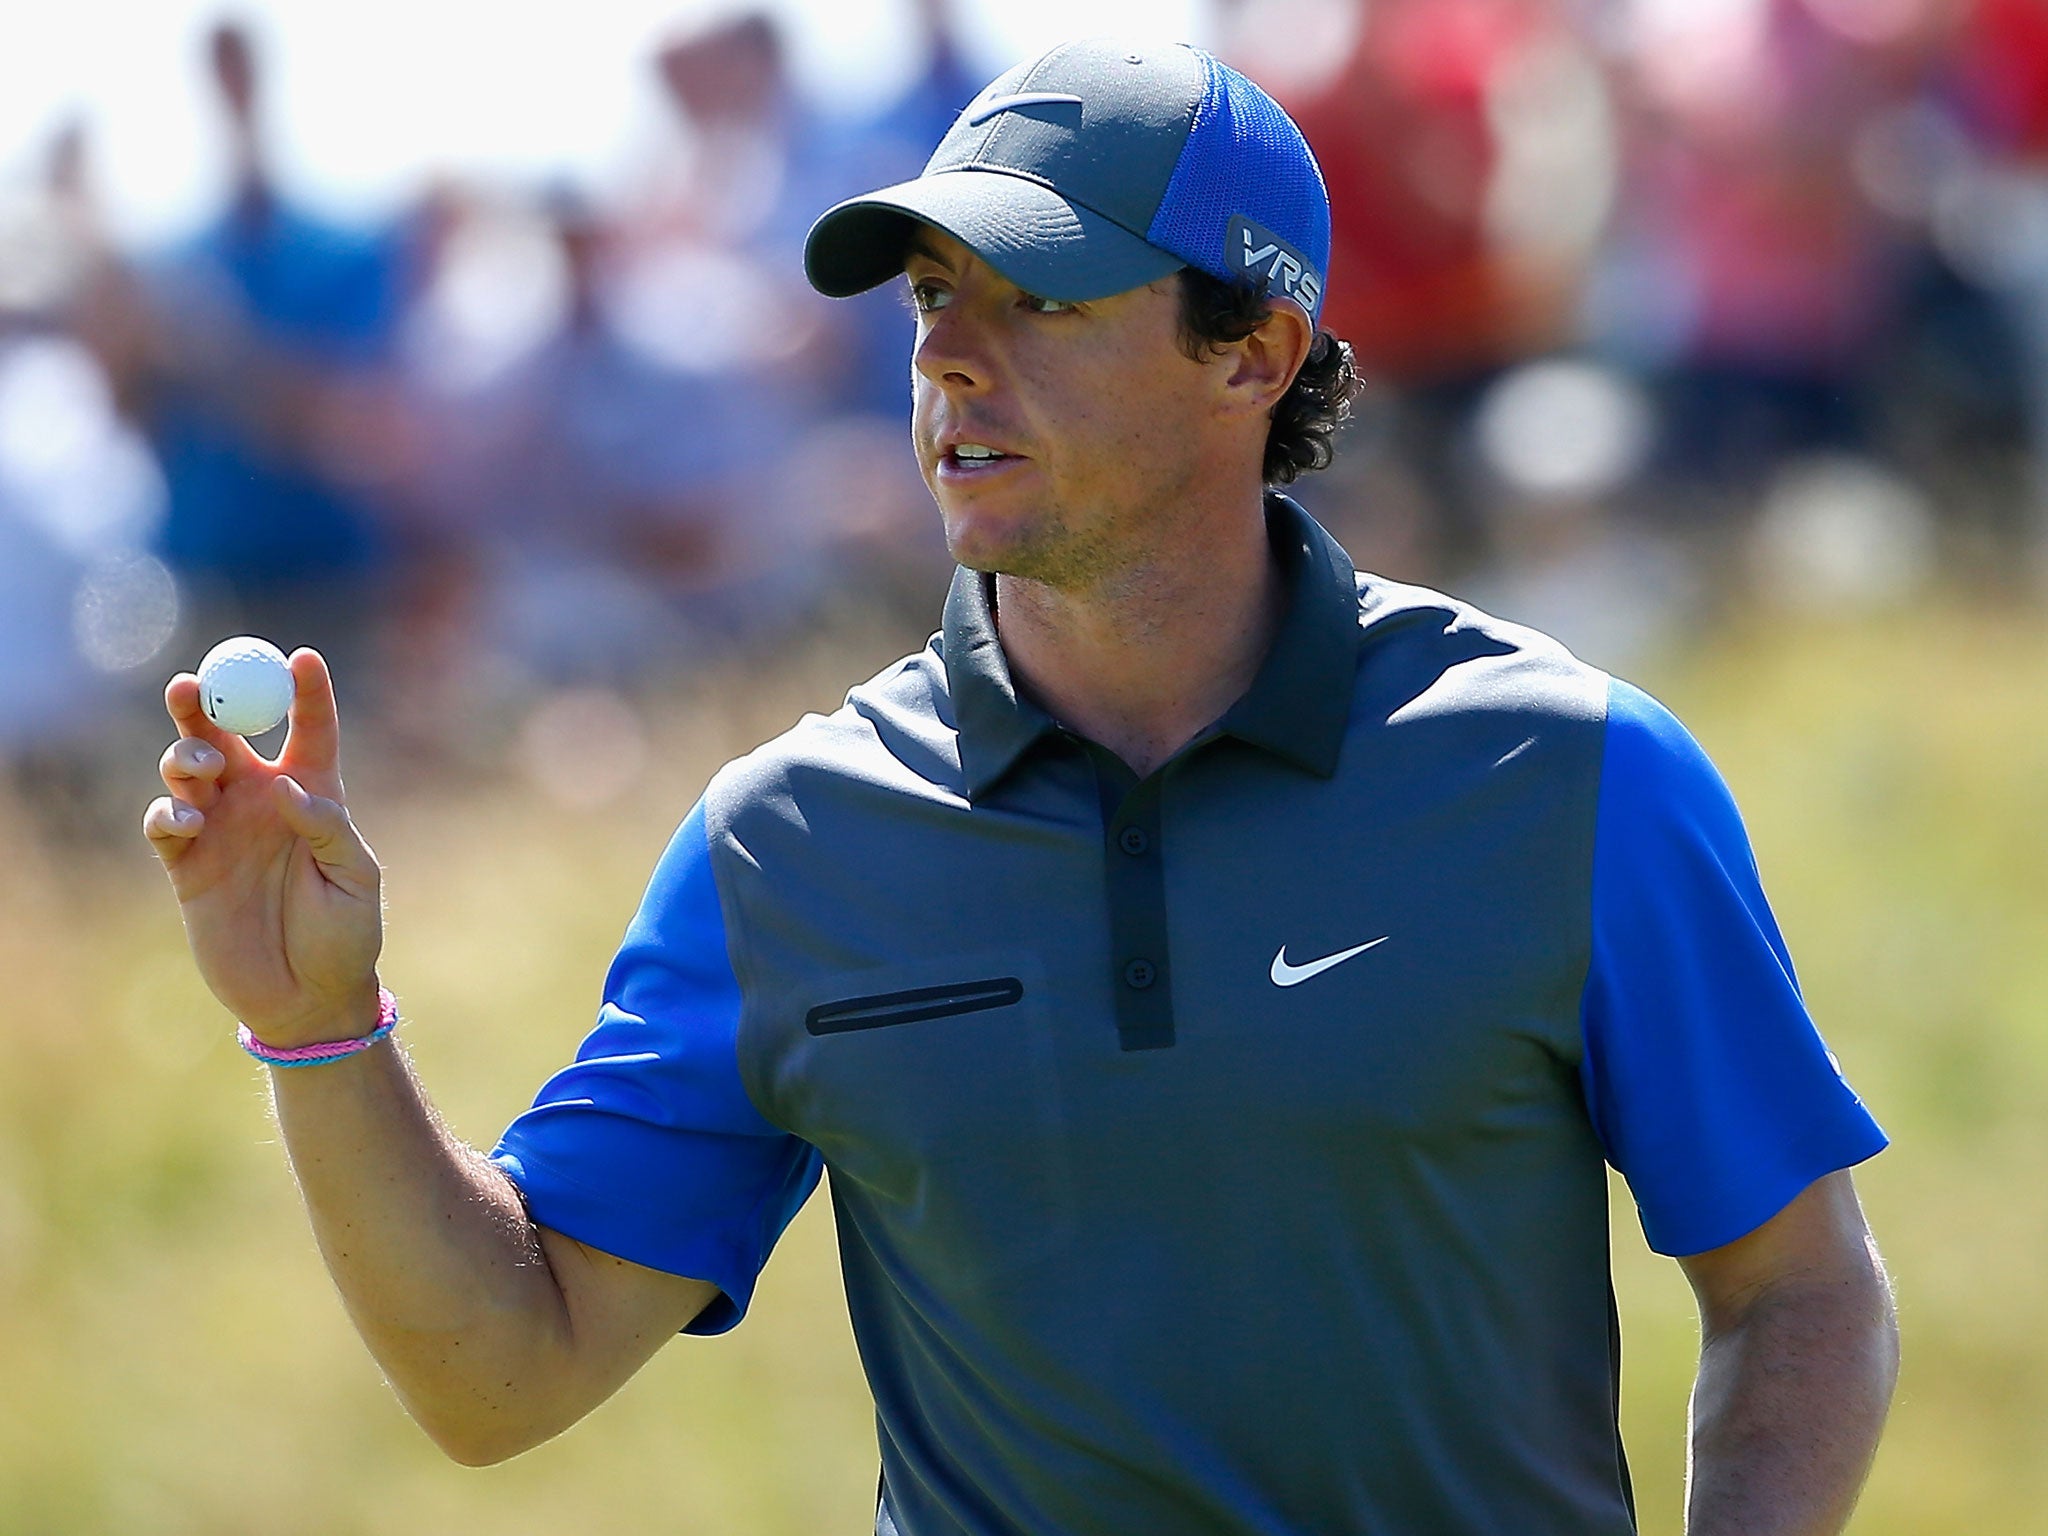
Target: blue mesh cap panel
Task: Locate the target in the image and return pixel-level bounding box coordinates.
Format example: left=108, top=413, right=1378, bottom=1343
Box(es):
left=1146, top=50, right=1332, bottom=313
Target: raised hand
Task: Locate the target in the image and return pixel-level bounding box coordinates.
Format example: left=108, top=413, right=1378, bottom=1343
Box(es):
left=143, top=648, right=383, bottom=1046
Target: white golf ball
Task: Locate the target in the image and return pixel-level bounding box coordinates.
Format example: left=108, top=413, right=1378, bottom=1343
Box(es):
left=197, top=636, right=294, bottom=736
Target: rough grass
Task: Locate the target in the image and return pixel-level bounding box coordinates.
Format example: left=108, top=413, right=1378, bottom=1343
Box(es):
left=4, top=599, right=2040, bottom=1534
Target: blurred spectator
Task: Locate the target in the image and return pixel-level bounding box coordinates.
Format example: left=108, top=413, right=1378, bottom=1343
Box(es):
left=623, top=9, right=893, bottom=415
left=1595, top=0, right=1941, bottom=518
left=0, top=328, right=171, bottom=752
left=0, top=122, right=177, bottom=837
left=1940, top=0, right=2048, bottom=569
left=368, top=9, right=952, bottom=758
left=136, top=18, right=408, bottom=669
left=402, top=182, right=802, bottom=690
left=620, top=9, right=945, bottom=611
left=0, top=123, right=173, bottom=705
left=1221, top=0, right=1617, bottom=577
left=1227, top=0, right=1596, bottom=381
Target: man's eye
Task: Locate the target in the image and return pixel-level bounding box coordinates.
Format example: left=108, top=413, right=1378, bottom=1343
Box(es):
left=908, top=281, right=950, bottom=313
left=1021, top=292, right=1074, bottom=314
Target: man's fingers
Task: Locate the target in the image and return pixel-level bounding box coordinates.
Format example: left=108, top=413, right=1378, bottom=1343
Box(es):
left=165, top=673, right=259, bottom=770
left=159, top=736, right=227, bottom=809
left=274, top=775, right=375, bottom=885
left=142, top=794, right=204, bottom=863
left=278, top=649, right=343, bottom=787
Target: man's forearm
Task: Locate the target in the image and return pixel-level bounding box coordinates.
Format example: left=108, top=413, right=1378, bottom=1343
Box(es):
left=268, top=1029, right=575, bottom=1462
left=1686, top=1265, right=1899, bottom=1535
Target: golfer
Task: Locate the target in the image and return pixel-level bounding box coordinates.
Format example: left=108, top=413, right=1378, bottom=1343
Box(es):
left=146, top=38, right=1896, bottom=1535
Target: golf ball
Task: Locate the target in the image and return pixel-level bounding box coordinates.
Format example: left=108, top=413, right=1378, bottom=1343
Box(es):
left=197, top=636, right=294, bottom=736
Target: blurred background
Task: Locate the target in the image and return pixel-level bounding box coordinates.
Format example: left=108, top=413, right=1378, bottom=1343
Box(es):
left=2, top=0, right=2044, bottom=1530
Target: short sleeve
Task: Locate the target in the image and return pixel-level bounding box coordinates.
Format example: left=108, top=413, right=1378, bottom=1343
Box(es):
left=490, top=799, right=822, bottom=1334
left=1580, top=679, right=1886, bottom=1256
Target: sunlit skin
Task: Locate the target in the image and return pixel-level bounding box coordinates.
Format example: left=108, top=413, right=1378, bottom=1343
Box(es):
left=905, top=226, right=1310, bottom=773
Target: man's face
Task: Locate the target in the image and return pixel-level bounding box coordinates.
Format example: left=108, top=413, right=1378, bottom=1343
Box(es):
left=904, top=227, right=1223, bottom=588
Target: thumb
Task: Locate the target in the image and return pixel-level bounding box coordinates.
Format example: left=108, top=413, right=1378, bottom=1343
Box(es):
left=274, top=773, right=377, bottom=888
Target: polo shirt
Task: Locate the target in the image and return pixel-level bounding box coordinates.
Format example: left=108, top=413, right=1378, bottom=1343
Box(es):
left=492, top=494, right=1886, bottom=1536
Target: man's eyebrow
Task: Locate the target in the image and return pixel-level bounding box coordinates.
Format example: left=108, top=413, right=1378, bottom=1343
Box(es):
left=902, top=233, right=954, bottom=273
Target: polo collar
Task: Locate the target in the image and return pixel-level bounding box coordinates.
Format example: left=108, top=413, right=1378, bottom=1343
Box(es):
left=944, top=493, right=1361, bottom=799
left=1214, top=493, right=1361, bottom=778
left=944, top=562, right=1058, bottom=799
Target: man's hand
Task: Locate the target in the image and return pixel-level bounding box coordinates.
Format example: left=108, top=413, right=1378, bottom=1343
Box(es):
left=143, top=647, right=382, bottom=1044
left=1678, top=1170, right=1898, bottom=1535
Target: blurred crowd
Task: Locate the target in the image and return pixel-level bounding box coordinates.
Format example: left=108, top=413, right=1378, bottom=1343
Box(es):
left=4, top=0, right=2046, bottom=823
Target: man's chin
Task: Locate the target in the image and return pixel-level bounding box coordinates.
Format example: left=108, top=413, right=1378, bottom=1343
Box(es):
left=940, top=510, right=1052, bottom=580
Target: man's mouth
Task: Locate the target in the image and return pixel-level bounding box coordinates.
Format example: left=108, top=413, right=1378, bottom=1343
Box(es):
left=939, top=442, right=1024, bottom=476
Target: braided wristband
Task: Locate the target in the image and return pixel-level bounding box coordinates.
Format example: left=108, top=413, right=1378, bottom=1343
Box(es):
left=238, top=988, right=399, bottom=1068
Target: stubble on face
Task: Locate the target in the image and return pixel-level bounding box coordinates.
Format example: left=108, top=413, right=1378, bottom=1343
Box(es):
left=947, top=493, right=1131, bottom=592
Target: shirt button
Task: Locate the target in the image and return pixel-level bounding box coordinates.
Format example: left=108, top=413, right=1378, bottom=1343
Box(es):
left=1117, top=826, right=1150, bottom=856
left=1123, top=959, right=1157, bottom=990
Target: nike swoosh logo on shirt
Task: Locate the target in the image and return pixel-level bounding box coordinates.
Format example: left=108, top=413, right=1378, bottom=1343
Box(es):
left=966, top=92, right=1086, bottom=126
left=1269, top=937, right=1389, bottom=987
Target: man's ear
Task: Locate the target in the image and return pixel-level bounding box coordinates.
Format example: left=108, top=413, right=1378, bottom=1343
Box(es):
left=1218, top=301, right=1315, bottom=418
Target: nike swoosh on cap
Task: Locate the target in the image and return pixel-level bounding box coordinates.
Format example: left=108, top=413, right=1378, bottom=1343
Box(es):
left=1269, top=937, right=1389, bottom=988
left=966, top=92, right=1086, bottom=126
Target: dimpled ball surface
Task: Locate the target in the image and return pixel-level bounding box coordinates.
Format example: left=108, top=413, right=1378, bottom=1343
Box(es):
left=197, top=636, right=294, bottom=736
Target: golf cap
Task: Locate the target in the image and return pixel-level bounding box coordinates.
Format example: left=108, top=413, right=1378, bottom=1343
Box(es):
left=804, top=37, right=1331, bottom=321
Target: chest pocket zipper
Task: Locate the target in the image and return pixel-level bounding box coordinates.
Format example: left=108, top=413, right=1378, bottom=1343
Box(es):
left=805, top=977, right=1025, bottom=1035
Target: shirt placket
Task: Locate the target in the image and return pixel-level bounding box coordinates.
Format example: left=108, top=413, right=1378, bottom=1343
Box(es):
left=1084, top=744, right=1175, bottom=1052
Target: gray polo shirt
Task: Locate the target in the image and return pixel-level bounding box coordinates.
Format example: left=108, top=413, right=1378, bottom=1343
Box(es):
left=493, top=494, right=1885, bottom=1535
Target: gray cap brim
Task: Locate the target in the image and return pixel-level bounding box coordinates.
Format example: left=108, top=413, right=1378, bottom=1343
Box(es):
left=804, top=168, right=1185, bottom=304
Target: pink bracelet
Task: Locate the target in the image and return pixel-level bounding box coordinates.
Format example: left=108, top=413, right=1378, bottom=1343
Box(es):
left=238, top=988, right=399, bottom=1068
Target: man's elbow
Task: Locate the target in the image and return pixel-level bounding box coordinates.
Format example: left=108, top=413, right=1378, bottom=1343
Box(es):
left=1754, top=1230, right=1901, bottom=1412
left=430, top=1422, right=544, bottom=1469
left=397, top=1385, right=574, bottom=1468
left=1796, top=1235, right=1896, bottom=1359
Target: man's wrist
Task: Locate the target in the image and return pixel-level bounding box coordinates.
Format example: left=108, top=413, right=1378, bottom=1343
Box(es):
left=241, top=979, right=389, bottom=1055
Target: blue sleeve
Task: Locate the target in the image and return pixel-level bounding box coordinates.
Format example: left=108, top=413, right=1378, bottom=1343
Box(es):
left=490, top=800, right=822, bottom=1334
left=1581, top=679, right=1886, bottom=1256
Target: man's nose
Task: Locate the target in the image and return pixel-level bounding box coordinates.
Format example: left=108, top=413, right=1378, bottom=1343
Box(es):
left=912, top=301, right=990, bottom=393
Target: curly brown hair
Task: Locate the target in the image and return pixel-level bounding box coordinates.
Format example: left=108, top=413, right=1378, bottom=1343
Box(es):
left=1175, top=270, right=1361, bottom=486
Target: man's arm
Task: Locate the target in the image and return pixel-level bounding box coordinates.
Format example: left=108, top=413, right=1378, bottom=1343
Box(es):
left=1677, top=1170, right=1898, bottom=1536
left=145, top=651, right=716, bottom=1464
left=269, top=1008, right=717, bottom=1464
